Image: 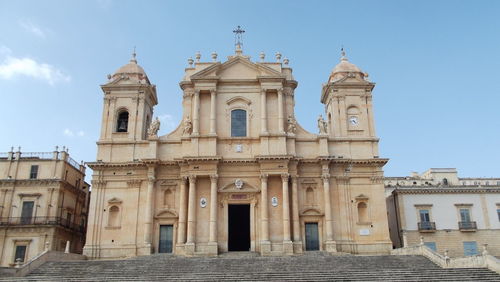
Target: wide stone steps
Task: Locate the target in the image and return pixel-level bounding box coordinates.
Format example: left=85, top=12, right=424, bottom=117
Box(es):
left=0, top=254, right=498, bottom=281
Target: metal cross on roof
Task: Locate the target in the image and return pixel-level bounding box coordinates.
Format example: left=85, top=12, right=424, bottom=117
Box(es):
left=233, top=25, right=245, bottom=48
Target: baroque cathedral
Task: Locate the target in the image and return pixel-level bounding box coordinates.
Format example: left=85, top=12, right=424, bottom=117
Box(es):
left=83, top=40, right=392, bottom=258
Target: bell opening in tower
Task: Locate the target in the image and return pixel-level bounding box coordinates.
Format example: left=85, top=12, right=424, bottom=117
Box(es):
left=228, top=204, right=250, bottom=251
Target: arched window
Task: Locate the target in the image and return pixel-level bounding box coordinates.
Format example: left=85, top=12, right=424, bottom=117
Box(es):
left=108, top=206, right=120, bottom=227
left=357, top=202, right=368, bottom=223
left=116, top=111, right=129, bottom=132
left=442, top=178, right=448, bottom=186
left=231, top=109, right=246, bottom=137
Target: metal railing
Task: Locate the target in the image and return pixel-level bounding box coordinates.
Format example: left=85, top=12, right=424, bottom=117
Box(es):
left=459, top=221, right=477, bottom=230
left=418, top=221, right=436, bottom=231
left=0, top=217, right=85, bottom=233
left=67, top=156, right=80, bottom=170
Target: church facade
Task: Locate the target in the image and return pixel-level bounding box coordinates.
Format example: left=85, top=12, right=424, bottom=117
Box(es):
left=83, top=45, right=392, bottom=258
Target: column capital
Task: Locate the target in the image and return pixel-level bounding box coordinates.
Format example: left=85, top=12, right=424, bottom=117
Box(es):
left=260, top=173, right=268, bottom=181
left=210, top=174, right=219, bottom=183
left=188, top=175, right=197, bottom=183
left=281, top=173, right=290, bottom=182
left=322, top=173, right=331, bottom=182
left=209, top=88, right=217, bottom=95
left=148, top=176, right=156, bottom=183
left=261, top=88, right=268, bottom=94
left=277, top=87, right=283, bottom=94
left=291, top=174, right=299, bottom=182
left=194, top=89, right=200, bottom=95
left=181, top=176, right=189, bottom=184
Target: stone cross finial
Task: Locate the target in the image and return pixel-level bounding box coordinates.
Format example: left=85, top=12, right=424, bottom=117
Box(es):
left=130, top=47, right=137, bottom=63
left=233, top=25, right=245, bottom=50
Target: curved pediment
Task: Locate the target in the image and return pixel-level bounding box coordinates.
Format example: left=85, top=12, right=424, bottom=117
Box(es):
left=108, top=197, right=122, bottom=204
left=219, top=179, right=259, bottom=192
left=300, top=207, right=323, bottom=216
left=226, top=96, right=252, bottom=106
left=155, top=209, right=178, bottom=218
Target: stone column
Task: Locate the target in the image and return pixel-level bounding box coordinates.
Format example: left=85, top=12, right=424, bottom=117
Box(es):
left=291, top=175, right=302, bottom=252
left=177, top=177, right=188, bottom=245
left=260, top=174, right=271, bottom=254
left=260, top=89, right=268, bottom=134
left=144, top=172, right=156, bottom=251
left=208, top=174, right=218, bottom=255
left=278, top=88, right=284, bottom=133
left=209, top=89, right=216, bottom=135
left=186, top=175, right=197, bottom=254
left=322, top=173, right=337, bottom=252
left=192, top=90, right=200, bottom=135
left=282, top=173, right=293, bottom=254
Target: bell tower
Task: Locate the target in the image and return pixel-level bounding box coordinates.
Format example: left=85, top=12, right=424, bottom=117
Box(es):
left=321, top=49, right=379, bottom=157
left=99, top=51, right=158, bottom=144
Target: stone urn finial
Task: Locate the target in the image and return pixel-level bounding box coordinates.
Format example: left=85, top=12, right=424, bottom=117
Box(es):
left=275, top=52, right=282, bottom=62
left=195, top=51, right=201, bottom=63
left=211, top=51, right=218, bottom=62
left=283, top=57, right=289, bottom=65
left=259, top=51, right=265, bottom=62
left=188, top=57, right=194, bottom=68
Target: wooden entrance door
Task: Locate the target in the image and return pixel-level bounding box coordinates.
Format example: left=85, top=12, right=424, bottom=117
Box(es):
left=305, top=223, right=319, bottom=251
left=158, top=225, right=173, bottom=253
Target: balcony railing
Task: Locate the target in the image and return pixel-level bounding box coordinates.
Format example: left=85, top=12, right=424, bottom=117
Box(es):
left=0, top=217, right=85, bottom=233
left=418, top=221, right=436, bottom=232
left=459, top=221, right=477, bottom=231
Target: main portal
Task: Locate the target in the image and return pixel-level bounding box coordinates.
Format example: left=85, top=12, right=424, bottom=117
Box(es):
left=228, top=204, right=250, bottom=251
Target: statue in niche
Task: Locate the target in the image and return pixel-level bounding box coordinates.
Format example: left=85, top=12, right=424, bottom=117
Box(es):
left=287, top=114, right=297, bottom=134
left=182, top=115, right=192, bottom=136
left=147, top=117, right=160, bottom=137
left=317, top=115, right=328, bottom=134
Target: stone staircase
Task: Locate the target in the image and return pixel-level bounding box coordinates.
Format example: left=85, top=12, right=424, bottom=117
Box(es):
left=1, top=253, right=499, bottom=281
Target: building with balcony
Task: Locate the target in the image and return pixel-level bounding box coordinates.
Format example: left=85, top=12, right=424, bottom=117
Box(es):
left=385, top=168, right=500, bottom=257
left=0, top=147, right=90, bottom=266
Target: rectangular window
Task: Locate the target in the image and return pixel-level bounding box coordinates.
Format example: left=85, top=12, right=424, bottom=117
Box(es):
left=424, top=242, right=437, bottom=252
left=497, top=209, right=500, bottom=221
left=20, top=201, right=34, bottom=224
left=231, top=109, right=247, bottom=137
left=460, top=208, right=471, bottom=222
left=463, top=241, right=478, bottom=256
left=419, top=209, right=430, bottom=222
left=14, top=245, right=27, bottom=263
left=29, top=165, right=38, bottom=179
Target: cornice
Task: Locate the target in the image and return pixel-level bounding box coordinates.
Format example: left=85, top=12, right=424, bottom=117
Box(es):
left=394, top=187, right=500, bottom=194
left=255, top=155, right=294, bottom=161
left=87, top=161, right=146, bottom=169
left=0, top=179, right=61, bottom=187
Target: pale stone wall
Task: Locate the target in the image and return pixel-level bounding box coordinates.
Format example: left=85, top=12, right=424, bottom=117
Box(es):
left=84, top=49, right=392, bottom=258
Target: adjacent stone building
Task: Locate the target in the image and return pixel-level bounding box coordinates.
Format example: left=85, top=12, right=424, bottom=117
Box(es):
left=0, top=147, right=89, bottom=266
left=386, top=168, right=500, bottom=257
left=84, top=45, right=392, bottom=259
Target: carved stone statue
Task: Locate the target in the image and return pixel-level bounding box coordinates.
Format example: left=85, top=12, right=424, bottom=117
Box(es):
left=318, top=115, right=328, bottom=134
left=287, top=114, right=297, bottom=134
left=182, top=115, right=192, bottom=136
left=147, top=117, right=160, bottom=137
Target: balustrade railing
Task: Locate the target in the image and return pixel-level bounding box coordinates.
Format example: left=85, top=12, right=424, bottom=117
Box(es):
left=0, top=217, right=85, bottom=233
left=459, top=221, right=477, bottom=230
left=418, top=221, right=436, bottom=231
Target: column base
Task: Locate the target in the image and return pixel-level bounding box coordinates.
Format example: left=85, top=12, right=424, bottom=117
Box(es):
left=283, top=240, right=294, bottom=255
left=175, top=244, right=186, bottom=256
left=206, top=242, right=218, bottom=256
left=325, top=240, right=337, bottom=253
left=293, top=241, right=303, bottom=254
left=137, top=244, right=153, bottom=256
left=185, top=242, right=195, bottom=256
left=260, top=240, right=271, bottom=256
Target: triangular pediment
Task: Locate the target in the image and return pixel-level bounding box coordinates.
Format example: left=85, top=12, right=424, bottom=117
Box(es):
left=191, top=56, right=283, bottom=80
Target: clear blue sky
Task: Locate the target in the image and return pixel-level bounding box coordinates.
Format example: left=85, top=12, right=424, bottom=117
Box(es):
left=1, top=0, right=499, bottom=180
